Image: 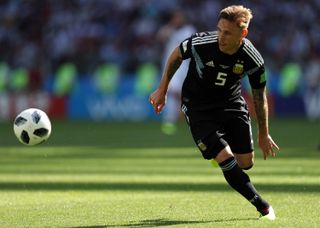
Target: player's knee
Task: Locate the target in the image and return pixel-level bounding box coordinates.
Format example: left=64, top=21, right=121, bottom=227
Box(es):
left=235, top=154, right=254, bottom=170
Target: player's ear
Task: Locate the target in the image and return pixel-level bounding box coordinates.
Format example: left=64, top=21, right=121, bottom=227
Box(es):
left=241, top=28, right=248, bottom=38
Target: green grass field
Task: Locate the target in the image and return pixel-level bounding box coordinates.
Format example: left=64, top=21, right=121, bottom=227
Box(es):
left=0, top=118, right=319, bottom=227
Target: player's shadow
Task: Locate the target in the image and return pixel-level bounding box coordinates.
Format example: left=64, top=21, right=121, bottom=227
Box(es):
left=70, top=217, right=257, bottom=228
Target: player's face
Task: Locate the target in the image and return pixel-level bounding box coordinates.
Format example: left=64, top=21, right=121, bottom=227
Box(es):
left=217, top=18, right=247, bottom=55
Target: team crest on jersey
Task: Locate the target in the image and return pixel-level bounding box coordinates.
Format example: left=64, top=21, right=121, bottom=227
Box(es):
left=233, top=60, right=244, bottom=74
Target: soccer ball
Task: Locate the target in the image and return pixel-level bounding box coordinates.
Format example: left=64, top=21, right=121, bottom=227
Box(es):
left=13, top=108, right=52, bottom=146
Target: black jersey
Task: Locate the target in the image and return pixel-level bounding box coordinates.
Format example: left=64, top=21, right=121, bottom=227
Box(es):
left=179, top=31, right=266, bottom=111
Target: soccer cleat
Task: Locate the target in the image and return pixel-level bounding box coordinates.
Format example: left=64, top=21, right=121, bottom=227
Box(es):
left=259, top=205, right=276, bottom=221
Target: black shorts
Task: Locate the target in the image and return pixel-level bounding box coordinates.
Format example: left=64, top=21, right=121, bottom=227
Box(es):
left=181, top=104, right=254, bottom=160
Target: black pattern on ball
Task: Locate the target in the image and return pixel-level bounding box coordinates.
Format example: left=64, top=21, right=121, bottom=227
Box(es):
left=33, top=128, right=49, bottom=137
left=14, top=117, right=27, bottom=126
left=31, top=111, right=41, bottom=124
left=21, top=130, right=30, bottom=144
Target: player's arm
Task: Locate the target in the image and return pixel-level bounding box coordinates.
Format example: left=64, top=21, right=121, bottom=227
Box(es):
left=252, top=87, right=280, bottom=159
left=149, top=46, right=183, bottom=114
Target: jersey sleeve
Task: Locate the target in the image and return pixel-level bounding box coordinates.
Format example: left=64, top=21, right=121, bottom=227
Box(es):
left=179, top=36, right=193, bottom=60
left=243, top=39, right=267, bottom=89
left=179, top=32, right=214, bottom=60
left=247, top=66, right=267, bottom=89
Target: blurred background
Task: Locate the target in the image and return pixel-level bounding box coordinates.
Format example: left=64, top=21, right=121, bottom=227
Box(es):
left=0, top=0, right=320, bottom=122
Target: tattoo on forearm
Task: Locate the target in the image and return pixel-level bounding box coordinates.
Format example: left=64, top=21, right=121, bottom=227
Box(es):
left=252, top=88, right=268, bottom=129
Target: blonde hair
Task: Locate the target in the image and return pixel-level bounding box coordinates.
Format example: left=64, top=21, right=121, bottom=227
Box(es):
left=218, top=5, right=253, bottom=29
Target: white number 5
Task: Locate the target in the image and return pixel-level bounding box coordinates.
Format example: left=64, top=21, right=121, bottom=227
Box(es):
left=215, top=72, right=227, bottom=86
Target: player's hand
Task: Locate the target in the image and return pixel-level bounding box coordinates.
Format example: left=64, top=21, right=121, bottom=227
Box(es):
left=258, top=134, right=280, bottom=160
left=149, top=89, right=166, bottom=114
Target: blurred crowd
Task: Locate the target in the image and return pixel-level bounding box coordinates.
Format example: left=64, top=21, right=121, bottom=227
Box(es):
left=0, top=0, right=320, bottom=108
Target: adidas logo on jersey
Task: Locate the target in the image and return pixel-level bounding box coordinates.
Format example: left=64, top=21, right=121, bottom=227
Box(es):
left=205, top=61, right=215, bottom=67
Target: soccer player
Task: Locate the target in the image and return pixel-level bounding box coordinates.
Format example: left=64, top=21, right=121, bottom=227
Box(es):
left=157, top=10, right=195, bottom=135
left=149, top=5, right=279, bottom=220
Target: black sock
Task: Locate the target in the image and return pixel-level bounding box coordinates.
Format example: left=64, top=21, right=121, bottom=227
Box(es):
left=219, top=157, right=269, bottom=212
